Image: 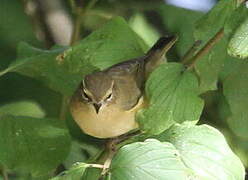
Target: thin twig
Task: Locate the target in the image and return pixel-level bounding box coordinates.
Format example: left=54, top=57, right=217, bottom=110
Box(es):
left=98, top=143, right=116, bottom=180
left=70, top=7, right=84, bottom=45
left=88, top=164, right=104, bottom=169
left=181, top=40, right=202, bottom=64
left=68, top=0, right=76, bottom=13
left=85, top=0, right=99, bottom=10
left=187, top=28, right=224, bottom=70
left=70, top=0, right=99, bottom=45
left=0, top=69, right=9, bottom=77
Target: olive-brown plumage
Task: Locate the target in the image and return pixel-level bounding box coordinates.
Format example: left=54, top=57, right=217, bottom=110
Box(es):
left=70, top=36, right=177, bottom=138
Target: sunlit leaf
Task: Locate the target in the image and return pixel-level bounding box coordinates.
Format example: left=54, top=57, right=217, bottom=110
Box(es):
left=111, top=139, right=195, bottom=180
left=156, top=124, right=245, bottom=180
left=228, top=17, right=248, bottom=59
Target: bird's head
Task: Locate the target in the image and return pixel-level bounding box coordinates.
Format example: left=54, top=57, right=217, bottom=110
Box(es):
left=80, top=72, right=114, bottom=113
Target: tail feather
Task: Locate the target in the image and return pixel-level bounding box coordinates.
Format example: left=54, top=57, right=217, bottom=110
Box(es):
left=145, top=36, right=178, bottom=78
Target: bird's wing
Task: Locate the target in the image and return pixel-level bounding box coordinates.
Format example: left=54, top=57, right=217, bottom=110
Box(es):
left=107, top=57, right=146, bottom=89
left=107, top=58, right=146, bottom=110
left=144, top=36, right=177, bottom=78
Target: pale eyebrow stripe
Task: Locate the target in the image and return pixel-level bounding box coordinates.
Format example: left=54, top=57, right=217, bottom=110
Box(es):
left=102, top=80, right=114, bottom=100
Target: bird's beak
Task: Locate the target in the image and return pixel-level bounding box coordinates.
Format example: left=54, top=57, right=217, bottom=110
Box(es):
left=93, top=103, right=102, bottom=114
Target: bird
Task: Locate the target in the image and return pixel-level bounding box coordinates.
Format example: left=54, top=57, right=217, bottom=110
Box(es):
left=70, top=36, right=177, bottom=138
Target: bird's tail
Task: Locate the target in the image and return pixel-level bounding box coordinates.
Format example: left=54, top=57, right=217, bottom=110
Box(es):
left=144, top=36, right=178, bottom=78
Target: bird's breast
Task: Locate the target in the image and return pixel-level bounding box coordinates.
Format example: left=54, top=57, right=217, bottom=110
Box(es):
left=70, top=97, right=145, bottom=138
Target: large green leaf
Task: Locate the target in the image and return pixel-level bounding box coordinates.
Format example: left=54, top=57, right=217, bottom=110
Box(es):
left=0, top=43, right=80, bottom=96
left=195, top=37, right=228, bottom=92
left=111, top=125, right=244, bottom=180
left=62, top=16, right=147, bottom=72
left=137, top=63, right=204, bottom=135
left=0, top=17, right=147, bottom=96
left=193, top=0, right=235, bottom=93
left=156, top=124, right=245, bottom=180
left=110, top=139, right=195, bottom=180
left=0, top=115, right=71, bottom=176
left=223, top=61, right=248, bottom=139
left=219, top=56, right=243, bottom=81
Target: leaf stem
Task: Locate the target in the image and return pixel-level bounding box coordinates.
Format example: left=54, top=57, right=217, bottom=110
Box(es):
left=0, top=69, right=9, bottom=77
left=88, top=164, right=104, bottom=169
left=186, top=28, right=224, bottom=70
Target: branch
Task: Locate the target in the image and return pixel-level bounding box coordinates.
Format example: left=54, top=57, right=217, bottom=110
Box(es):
left=185, top=28, right=224, bottom=69
left=181, top=40, right=202, bottom=64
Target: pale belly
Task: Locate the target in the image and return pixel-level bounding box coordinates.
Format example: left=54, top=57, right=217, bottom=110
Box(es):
left=70, top=99, right=144, bottom=138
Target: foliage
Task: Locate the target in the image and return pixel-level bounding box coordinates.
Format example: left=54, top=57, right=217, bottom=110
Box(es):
left=0, top=0, right=247, bottom=179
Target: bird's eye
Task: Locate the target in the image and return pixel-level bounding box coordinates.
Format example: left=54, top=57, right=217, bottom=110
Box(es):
left=105, top=93, right=112, bottom=101
left=81, top=89, right=92, bottom=101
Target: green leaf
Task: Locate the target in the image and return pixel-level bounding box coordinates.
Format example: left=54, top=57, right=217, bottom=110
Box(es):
left=110, top=139, right=195, bottom=180
left=137, top=63, right=204, bottom=135
left=62, top=16, right=148, bottom=72
left=195, top=37, right=228, bottom=92
left=158, top=4, right=203, bottom=56
left=223, top=61, right=248, bottom=138
left=193, top=0, right=235, bottom=93
left=0, top=42, right=80, bottom=96
left=0, top=17, right=147, bottom=96
left=219, top=56, right=243, bottom=81
left=0, top=101, right=45, bottom=118
left=50, top=163, right=88, bottom=180
left=0, top=0, right=40, bottom=70
left=129, top=13, right=160, bottom=47
left=228, top=17, right=248, bottom=59
left=0, top=115, right=71, bottom=176
left=194, top=0, right=235, bottom=43
left=156, top=124, right=245, bottom=180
